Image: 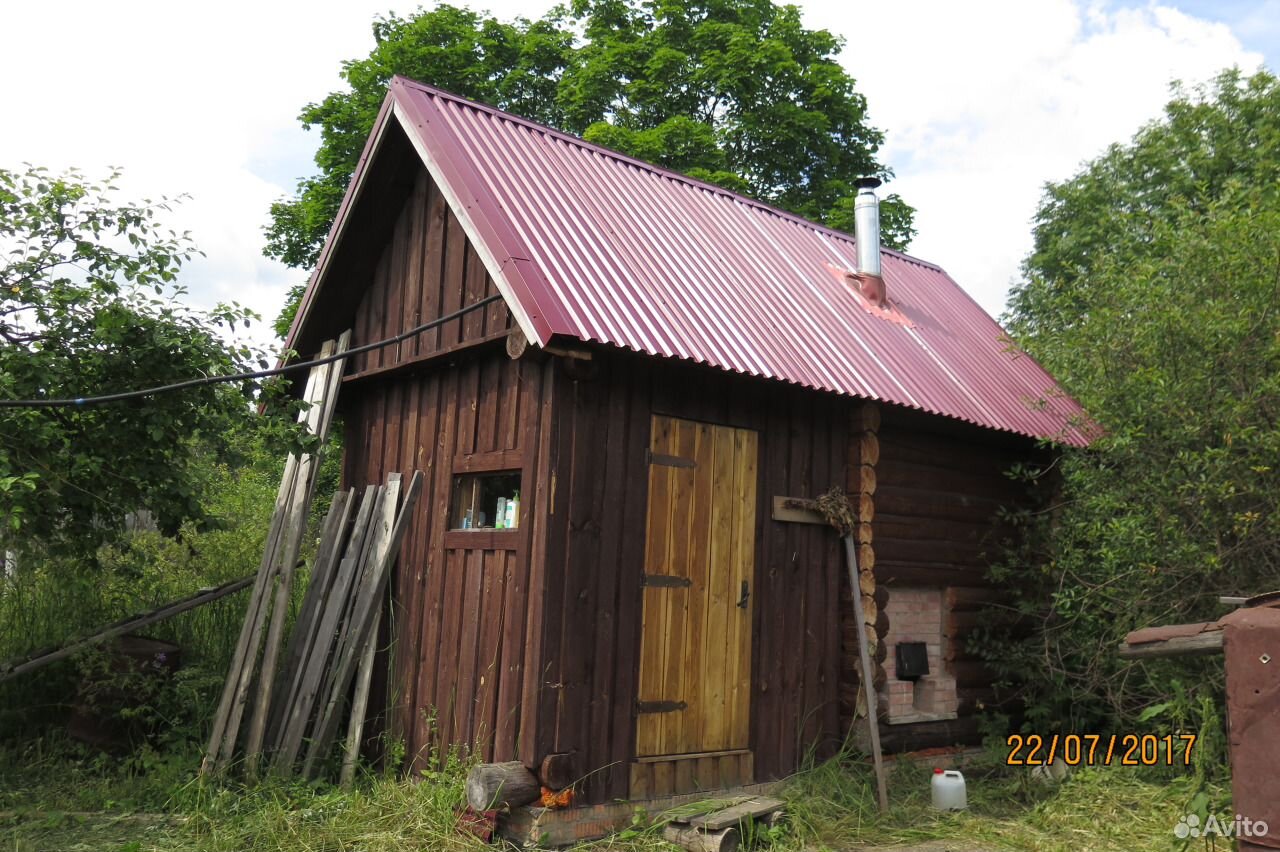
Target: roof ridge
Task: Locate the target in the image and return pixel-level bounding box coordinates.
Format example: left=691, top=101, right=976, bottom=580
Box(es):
left=391, top=75, right=944, bottom=273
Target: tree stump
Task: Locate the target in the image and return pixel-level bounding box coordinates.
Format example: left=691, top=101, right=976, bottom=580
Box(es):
left=465, top=762, right=540, bottom=811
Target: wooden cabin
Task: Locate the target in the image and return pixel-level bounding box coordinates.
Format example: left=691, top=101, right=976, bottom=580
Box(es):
left=286, top=76, right=1089, bottom=806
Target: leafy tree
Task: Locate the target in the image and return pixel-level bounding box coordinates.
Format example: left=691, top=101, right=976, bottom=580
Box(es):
left=265, top=0, right=914, bottom=284
left=993, top=69, right=1280, bottom=729
left=0, top=166, right=262, bottom=558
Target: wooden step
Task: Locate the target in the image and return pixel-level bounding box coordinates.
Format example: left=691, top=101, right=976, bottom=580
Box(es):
left=688, top=796, right=785, bottom=831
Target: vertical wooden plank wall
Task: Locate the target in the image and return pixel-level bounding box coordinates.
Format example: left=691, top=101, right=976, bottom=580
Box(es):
left=348, top=167, right=511, bottom=377
left=343, top=350, right=553, bottom=772
left=536, top=353, right=848, bottom=804
left=337, top=159, right=545, bottom=773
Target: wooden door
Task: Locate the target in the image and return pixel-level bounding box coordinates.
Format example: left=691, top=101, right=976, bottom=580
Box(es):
left=635, top=415, right=758, bottom=762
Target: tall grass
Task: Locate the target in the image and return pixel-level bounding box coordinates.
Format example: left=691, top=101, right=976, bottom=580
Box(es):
left=0, top=447, right=280, bottom=741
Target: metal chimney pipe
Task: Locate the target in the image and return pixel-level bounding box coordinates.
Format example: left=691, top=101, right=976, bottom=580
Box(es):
left=854, top=177, right=882, bottom=278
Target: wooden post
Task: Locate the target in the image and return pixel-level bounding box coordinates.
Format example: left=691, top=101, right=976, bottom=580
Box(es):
left=844, top=534, right=889, bottom=813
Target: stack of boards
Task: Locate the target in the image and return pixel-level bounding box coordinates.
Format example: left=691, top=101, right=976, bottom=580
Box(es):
left=200, top=331, right=423, bottom=784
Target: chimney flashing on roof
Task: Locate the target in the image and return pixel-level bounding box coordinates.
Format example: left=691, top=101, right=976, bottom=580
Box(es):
left=847, top=269, right=888, bottom=308
left=825, top=263, right=914, bottom=328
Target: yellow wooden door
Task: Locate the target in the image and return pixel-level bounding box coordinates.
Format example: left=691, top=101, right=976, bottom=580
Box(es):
left=635, top=415, right=757, bottom=758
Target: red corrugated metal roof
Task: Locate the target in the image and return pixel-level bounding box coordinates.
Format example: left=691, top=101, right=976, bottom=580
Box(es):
left=301, top=76, right=1091, bottom=446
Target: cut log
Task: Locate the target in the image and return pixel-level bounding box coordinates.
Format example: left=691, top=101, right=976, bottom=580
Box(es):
left=539, top=752, right=576, bottom=791
left=506, top=326, right=530, bottom=360
left=855, top=493, right=875, bottom=522
left=663, top=824, right=740, bottom=852
left=855, top=402, right=881, bottom=433
left=853, top=522, right=873, bottom=545
left=859, top=433, right=880, bottom=467
left=861, top=594, right=877, bottom=625
left=849, top=464, right=877, bottom=496
left=466, top=762, right=540, bottom=811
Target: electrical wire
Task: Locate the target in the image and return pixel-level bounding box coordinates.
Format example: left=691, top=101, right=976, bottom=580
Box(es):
left=0, top=294, right=505, bottom=409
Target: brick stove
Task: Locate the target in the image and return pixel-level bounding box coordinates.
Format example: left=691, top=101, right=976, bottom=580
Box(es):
left=882, top=587, right=958, bottom=724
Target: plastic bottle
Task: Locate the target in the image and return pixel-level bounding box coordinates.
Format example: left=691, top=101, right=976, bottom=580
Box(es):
left=507, top=491, right=520, bottom=529
left=931, top=768, right=967, bottom=811
left=495, top=497, right=507, bottom=529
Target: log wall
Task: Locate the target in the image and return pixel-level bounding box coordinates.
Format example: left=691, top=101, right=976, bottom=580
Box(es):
left=839, top=405, right=1040, bottom=746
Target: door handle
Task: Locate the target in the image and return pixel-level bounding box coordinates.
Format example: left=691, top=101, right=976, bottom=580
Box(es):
left=737, top=580, right=750, bottom=609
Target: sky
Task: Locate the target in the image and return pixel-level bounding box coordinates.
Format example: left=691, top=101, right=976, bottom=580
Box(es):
left=0, top=1, right=1270, bottom=351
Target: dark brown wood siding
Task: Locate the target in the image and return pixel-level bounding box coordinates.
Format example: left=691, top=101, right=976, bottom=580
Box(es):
left=347, top=166, right=511, bottom=380
left=535, top=351, right=848, bottom=804
left=336, top=158, right=551, bottom=772
left=342, top=351, right=555, bottom=771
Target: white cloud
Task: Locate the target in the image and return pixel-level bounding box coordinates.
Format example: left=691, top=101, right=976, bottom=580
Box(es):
left=801, top=0, right=1263, bottom=316
left=0, top=0, right=1265, bottom=349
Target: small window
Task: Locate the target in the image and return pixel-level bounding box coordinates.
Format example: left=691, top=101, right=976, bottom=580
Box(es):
left=450, top=471, right=522, bottom=530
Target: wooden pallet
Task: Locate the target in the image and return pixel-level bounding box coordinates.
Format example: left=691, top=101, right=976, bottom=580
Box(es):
left=664, top=797, right=785, bottom=852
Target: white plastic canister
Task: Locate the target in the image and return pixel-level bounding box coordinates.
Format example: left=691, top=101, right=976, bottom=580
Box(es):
left=931, top=768, right=967, bottom=810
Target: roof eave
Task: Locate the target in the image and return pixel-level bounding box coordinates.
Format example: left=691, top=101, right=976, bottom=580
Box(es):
left=284, top=93, right=399, bottom=358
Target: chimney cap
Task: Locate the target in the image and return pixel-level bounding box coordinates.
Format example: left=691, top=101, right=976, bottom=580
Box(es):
left=854, top=176, right=883, bottom=191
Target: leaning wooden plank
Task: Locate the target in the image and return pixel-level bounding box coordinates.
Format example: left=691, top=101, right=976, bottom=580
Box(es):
left=844, top=534, right=889, bottom=813
left=291, top=486, right=389, bottom=775
left=304, top=472, right=422, bottom=779
left=228, top=343, right=336, bottom=775
left=1118, top=631, right=1223, bottom=659
left=0, top=575, right=253, bottom=682
left=201, top=352, right=322, bottom=775
left=271, top=485, right=380, bottom=776
left=339, top=608, right=381, bottom=788
left=265, top=488, right=354, bottom=751
left=303, top=475, right=402, bottom=778
left=246, top=334, right=351, bottom=775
